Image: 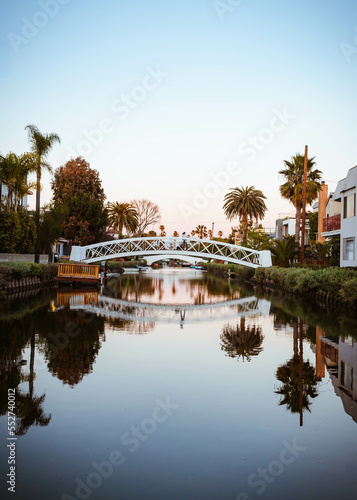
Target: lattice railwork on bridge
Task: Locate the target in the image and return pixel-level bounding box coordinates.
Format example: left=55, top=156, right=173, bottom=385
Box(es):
left=70, top=237, right=272, bottom=268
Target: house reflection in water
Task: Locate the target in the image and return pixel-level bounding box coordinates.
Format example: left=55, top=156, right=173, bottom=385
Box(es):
left=317, top=327, right=357, bottom=423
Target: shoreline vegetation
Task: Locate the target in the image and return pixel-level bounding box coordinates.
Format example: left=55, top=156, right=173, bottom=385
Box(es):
left=0, top=259, right=147, bottom=297
left=200, top=262, right=357, bottom=310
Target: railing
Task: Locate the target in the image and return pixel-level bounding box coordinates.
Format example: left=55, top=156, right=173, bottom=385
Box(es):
left=57, top=263, right=99, bottom=279
left=322, top=214, right=341, bottom=232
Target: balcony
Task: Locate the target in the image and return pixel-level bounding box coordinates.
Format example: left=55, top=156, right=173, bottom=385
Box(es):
left=323, top=214, right=341, bottom=232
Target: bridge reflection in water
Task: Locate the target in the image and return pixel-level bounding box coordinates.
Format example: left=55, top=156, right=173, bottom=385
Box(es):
left=55, top=290, right=270, bottom=327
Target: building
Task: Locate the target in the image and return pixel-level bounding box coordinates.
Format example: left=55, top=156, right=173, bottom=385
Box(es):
left=320, top=166, right=357, bottom=267
left=275, top=215, right=311, bottom=244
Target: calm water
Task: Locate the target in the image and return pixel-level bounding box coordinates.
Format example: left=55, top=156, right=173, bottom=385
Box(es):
left=1, top=268, right=357, bottom=500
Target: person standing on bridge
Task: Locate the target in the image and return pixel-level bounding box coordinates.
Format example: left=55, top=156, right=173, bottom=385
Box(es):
left=181, top=232, right=187, bottom=250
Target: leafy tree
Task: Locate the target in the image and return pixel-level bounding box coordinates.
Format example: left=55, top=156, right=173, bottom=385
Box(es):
left=0, top=204, right=36, bottom=253
left=279, top=154, right=322, bottom=243
left=107, top=202, right=138, bottom=236
left=131, top=199, right=161, bottom=236
left=173, top=231, right=179, bottom=237
left=244, top=227, right=271, bottom=250
left=38, top=204, right=66, bottom=255
left=159, top=225, right=166, bottom=236
left=269, top=236, right=297, bottom=267
left=51, top=157, right=107, bottom=245
left=147, top=230, right=157, bottom=237
left=308, top=211, right=318, bottom=242
left=223, top=186, right=267, bottom=241
left=25, top=124, right=61, bottom=260
left=218, top=230, right=223, bottom=238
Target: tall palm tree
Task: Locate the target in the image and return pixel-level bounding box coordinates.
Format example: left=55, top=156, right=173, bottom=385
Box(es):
left=223, top=186, right=267, bottom=241
left=107, top=202, right=138, bottom=236
left=195, top=225, right=208, bottom=239
left=279, top=154, right=322, bottom=243
left=25, top=125, right=61, bottom=259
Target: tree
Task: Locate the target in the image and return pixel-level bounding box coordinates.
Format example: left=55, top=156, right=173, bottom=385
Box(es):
left=131, top=199, right=161, bottom=236
left=25, top=124, right=61, bottom=260
left=279, top=154, right=322, bottom=243
left=195, top=225, right=208, bottom=239
left=223, top=186, right=267, bottom=241
left=244, top=227, right=271, bottom=250
left=220, top=318, right=264, bottom=362
left=0, top=152, right=36, bottom=211
left=269, top=237, right=296, bottom=267
left=308, top=211, right=318, bottom=242
left=51, top=157, right=107, bottom=245
left=107, top=202, right=138, bottom=236
left=173, top=231, right=179, bottom=237
left=218, top=230, right=223, bottom=238
left=159, top=225, right=166, bottom=236
left=0, top=204, right=37, bottom=253
left=38, top=204, right=65, bottom=255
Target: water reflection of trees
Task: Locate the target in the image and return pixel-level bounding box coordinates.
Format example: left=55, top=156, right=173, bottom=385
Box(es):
left=40, top=309, right=106, bottom=387
left=275, top=320, right=321, bottom=426
left=0, top=301, right=52, bottom=435
left=220, top=318, right=264, bottom=362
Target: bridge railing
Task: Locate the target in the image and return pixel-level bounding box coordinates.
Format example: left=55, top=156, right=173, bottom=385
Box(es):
left=70, top=237, right=272, bottom=268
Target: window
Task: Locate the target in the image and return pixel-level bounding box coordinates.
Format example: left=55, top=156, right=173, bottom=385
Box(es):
left=343, top=193, right=356, bottom=218
left=343, top=237, right=355, bottom=261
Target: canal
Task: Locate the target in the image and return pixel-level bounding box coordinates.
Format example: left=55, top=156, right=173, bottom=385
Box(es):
left=1, top=268, right=357, bottom=500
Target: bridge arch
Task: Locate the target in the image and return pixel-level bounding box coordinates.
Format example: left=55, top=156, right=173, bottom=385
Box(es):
left=70, top=237, right=272, bottom=268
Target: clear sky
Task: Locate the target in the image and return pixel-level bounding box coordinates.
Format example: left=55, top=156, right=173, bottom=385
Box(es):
left=1, top=0, right=357, bottom=236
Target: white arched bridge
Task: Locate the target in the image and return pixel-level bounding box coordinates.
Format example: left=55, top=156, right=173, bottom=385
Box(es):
left=70, top=236, right=272, bottom=268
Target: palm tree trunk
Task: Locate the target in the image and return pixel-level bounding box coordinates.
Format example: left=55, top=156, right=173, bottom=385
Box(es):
left=35, top=168, right=41, bottom=263
left=295, top=207, right=301, bottom=244
left=242, top=214, right=248, bottom=241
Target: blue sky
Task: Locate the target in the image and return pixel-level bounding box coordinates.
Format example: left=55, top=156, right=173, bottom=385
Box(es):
left=1, top=0, right=357, bottom=235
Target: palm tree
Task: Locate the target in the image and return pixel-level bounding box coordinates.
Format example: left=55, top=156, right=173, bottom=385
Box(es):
left=279, top=154, right=322, bottom=243
left=0, top=152, right=36, bottom=211
left=25, top=125, right=61, bottom=259
left=269, top=236, right=297, bottom=267
left=195, top=225, right=208, bottom=239
left=223, top=186, right=267, bottom=241
left=107, top=202, right=138, bottom=236
left=220, top=318, right=264, bottom=362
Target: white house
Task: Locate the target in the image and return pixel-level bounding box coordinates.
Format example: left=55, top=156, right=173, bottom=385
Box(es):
left=321, top=166, right=357, bottom=267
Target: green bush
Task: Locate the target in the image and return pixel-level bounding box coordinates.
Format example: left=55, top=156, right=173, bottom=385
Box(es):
left=339, top=278, right=357, bottom=305
left=0, top=262, right=58, bottom=284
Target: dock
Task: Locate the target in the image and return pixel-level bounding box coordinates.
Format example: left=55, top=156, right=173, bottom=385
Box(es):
left=57, top=263, right=100, bottom=285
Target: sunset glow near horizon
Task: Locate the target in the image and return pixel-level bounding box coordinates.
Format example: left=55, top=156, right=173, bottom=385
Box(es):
left=1, top=0, right=357, bottom=235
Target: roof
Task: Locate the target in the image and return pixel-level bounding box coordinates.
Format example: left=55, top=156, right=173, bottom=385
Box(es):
left=333, top=165, right=357, bottom=200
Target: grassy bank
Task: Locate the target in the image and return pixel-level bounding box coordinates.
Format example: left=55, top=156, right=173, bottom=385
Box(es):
left=202, top=262, right=357, bottom=308
left=0, top=261, right=59, bottom=297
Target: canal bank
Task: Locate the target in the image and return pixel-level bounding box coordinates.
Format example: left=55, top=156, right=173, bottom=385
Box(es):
left=202, top=262, right=357, bottom=310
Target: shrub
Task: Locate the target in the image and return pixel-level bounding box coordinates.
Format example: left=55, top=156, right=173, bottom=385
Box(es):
left=339, top=278, right=357, bottom=305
